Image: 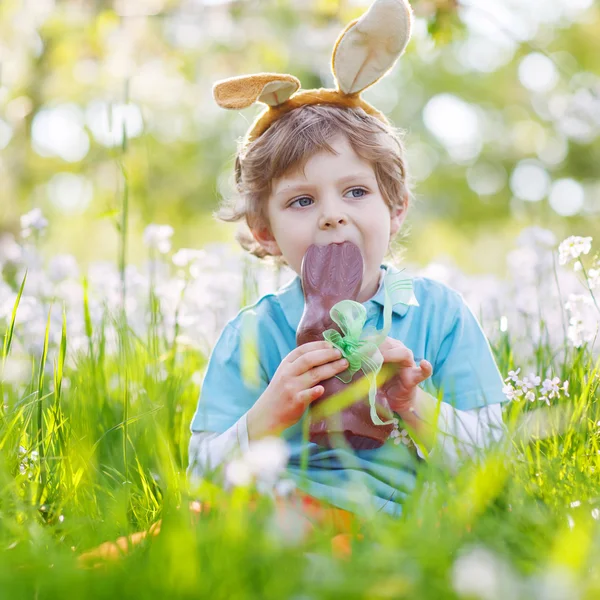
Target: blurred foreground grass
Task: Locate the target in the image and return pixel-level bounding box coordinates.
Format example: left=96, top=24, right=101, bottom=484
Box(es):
left=1, top=251, right=600, bottom=599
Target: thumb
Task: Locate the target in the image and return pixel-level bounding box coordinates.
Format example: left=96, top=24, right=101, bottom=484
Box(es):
left=413, top=360, right=433, bottom=385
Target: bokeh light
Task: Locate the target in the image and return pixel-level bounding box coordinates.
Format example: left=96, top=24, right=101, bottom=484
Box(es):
left=456, top=35, right=516, bottom=73
left=86, top=101, right=144, bottom=148
left=0, top=118, right=13, bottom=150
left=31, top=104, right=89, bottom=162
left=467, top=162, right=507, bottom=196
left=518, top=53, right=559, bottom=93
left=47, top=172, right=94, bottom=215
left=423, top=94, right=482, bottom=162
left=406, top=142, right=439, bottom=182
left=509, top=160, right=550, bottom=202
left=548, top=178, right=585, bottom=216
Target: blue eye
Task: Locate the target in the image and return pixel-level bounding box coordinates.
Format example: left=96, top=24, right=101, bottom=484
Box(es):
left=290, top=197, right=314, bottom=208
left=348, top=187, right=367, bottom=198
left=288, top=187, right=367, bottom=208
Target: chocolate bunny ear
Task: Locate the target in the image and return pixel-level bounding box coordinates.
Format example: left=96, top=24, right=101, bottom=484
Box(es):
left=213, top=73, right=301, bottom=109
left=332, top=0, right=412, bottom=96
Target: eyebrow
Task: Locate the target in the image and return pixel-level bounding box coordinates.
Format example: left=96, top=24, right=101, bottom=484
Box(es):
left=274, top=172, right=375, bottom=197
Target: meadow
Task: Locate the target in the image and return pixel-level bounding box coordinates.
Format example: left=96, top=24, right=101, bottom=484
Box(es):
left=2, top=0, right=600, bottom=597
left=1, top=212, right=599, bottom=599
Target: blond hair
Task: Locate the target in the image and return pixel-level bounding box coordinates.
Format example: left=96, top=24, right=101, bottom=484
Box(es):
left=215, top=104, right=412, bottom=265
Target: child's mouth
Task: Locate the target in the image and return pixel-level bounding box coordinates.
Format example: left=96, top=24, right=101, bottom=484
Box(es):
left=318, top=239, right=355, bottom=246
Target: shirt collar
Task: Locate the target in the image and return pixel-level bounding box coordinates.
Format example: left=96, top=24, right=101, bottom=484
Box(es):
left=276, top=263, right=414, bottom=334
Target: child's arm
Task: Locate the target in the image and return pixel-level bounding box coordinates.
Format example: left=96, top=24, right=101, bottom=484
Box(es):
left=376, top=284, right=509, bottom=468
left=188, top=397, right=505, bottom=480
left=188, top=318, right=349, bottom=480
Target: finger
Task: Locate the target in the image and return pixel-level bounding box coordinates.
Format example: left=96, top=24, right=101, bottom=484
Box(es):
left=419, top=359, right=433, bottom=378
left=381, top=347, right=416, bottom=368
left=300, top=358, right=349, bottom=388
left=380, top=337, right=407, bottom=351
left=287, top=341, right=337, bottom=363
left=409, top=360, right=433, bottom=385
left=290, top=347, right=344, bottom=375
left=298, top=385, right=325, bottom=405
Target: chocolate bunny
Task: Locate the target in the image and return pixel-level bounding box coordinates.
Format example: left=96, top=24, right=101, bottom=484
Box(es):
left=296, top=242, right=395, bottom=450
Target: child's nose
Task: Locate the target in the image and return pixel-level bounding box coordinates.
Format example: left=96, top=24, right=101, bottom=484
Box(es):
left=318, top=203, right=349, bottom=229
left=319, top=214, right=348, bottom=229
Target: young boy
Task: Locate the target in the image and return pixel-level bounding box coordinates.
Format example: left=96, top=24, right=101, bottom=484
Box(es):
left=188, top=103, right=507, bottom=518
left=77, top=105, right=508, bottom=568
left=76, top=1, right=510, bottom=566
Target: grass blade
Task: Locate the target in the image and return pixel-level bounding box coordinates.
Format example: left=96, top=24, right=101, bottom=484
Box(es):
left=2, top=270, right=27, bottom=364
left=35, top=303, right=52, bottom=505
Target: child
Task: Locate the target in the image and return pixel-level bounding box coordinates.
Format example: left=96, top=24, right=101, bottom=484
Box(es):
left=77, top=0, right=509, bottom=566
left=187, top=0, right=508, bottom=520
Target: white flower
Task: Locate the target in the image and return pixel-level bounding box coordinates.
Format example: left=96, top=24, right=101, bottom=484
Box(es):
left=517, top=226, right=557, bottom=249
left=541, top=377, right=561, bottom=399
left=172, top=248, right=207, bottom=268
left=393, top=429, right=412, bottom=446
left=1, top=356, right=30, bottom=385
left=17, top=446, right=39, bottom=479
left=225, top=437, right=290, bottom=490
left=558, top=236, right=592, bottom=266
left=564, top=294, right=598, bottom=348
left=20, top=208, right=48, bottom=238
left=533, top=566, right=580, bottom=600
left=521, top=373, right=541, bottom=389
left=274, top=478, right=296, bottom=498
left=244, top=437, right=290, bottom=481
left=502, top=384, right=516, bottom=400
left=525, top=391, right=536, bottom=402
left=48, top=254, right=79, bottom=282
left=588, top=267, right=600, bottom=290
left=225, top=459, right=253, bottom=487
left=505, top=368, right=521, bottom=384
left=562, top=380, right=569, bottom=397
left=0, top=233, right=22, bottom=263
left=452, top=546, right=513, bottom=600
left=172, top=248, right=208, bottom=279
left=143, top=224, right=174, bottom=254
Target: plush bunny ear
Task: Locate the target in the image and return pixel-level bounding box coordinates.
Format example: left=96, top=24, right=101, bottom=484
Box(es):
left=332, top=0, right=412, bottom=96
left=213, top=73, right=301, bottom=109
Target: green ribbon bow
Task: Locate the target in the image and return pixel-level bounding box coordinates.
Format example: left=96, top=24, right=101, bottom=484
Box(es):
left=322, top=269, right=419, bottom=426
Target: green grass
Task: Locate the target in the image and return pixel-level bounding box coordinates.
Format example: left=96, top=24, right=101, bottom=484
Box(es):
left=0, top=267, right=600, bottom=600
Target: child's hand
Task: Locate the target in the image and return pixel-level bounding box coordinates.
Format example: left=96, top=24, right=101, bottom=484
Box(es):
left=247, top=341, right=349, bottom=440
left=378, top=338, right=433, bottom=415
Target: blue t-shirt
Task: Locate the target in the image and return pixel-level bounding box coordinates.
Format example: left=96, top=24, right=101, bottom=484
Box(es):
left=190, top=263, right=507, bottom=517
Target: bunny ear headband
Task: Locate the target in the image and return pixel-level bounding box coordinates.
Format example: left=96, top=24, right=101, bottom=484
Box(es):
left=212, top=0, right=413, bottom=146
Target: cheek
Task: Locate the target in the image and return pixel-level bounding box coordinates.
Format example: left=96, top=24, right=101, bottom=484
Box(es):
left=366, top=208, right=392, bottom=238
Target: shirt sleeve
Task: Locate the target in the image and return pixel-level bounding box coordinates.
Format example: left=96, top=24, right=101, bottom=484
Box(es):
left=187, top=413, right=250, bottom=484
left=189, top=311, right=270, bottom=434
left=413, top=400, right=506, bottom=471
left=428, top=292, right=508, bottom=412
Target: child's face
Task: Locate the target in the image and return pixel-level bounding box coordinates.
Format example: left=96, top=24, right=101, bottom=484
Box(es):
left=252, top=133, right=407, bottom=301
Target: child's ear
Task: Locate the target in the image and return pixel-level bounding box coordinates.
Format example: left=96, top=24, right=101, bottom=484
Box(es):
left=250, top=224, right=282, bottom=256
left=390, top=196, right=409, bottom=237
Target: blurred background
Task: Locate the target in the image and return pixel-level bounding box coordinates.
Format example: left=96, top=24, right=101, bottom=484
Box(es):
left=1, top=0, right=599, bottom=278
